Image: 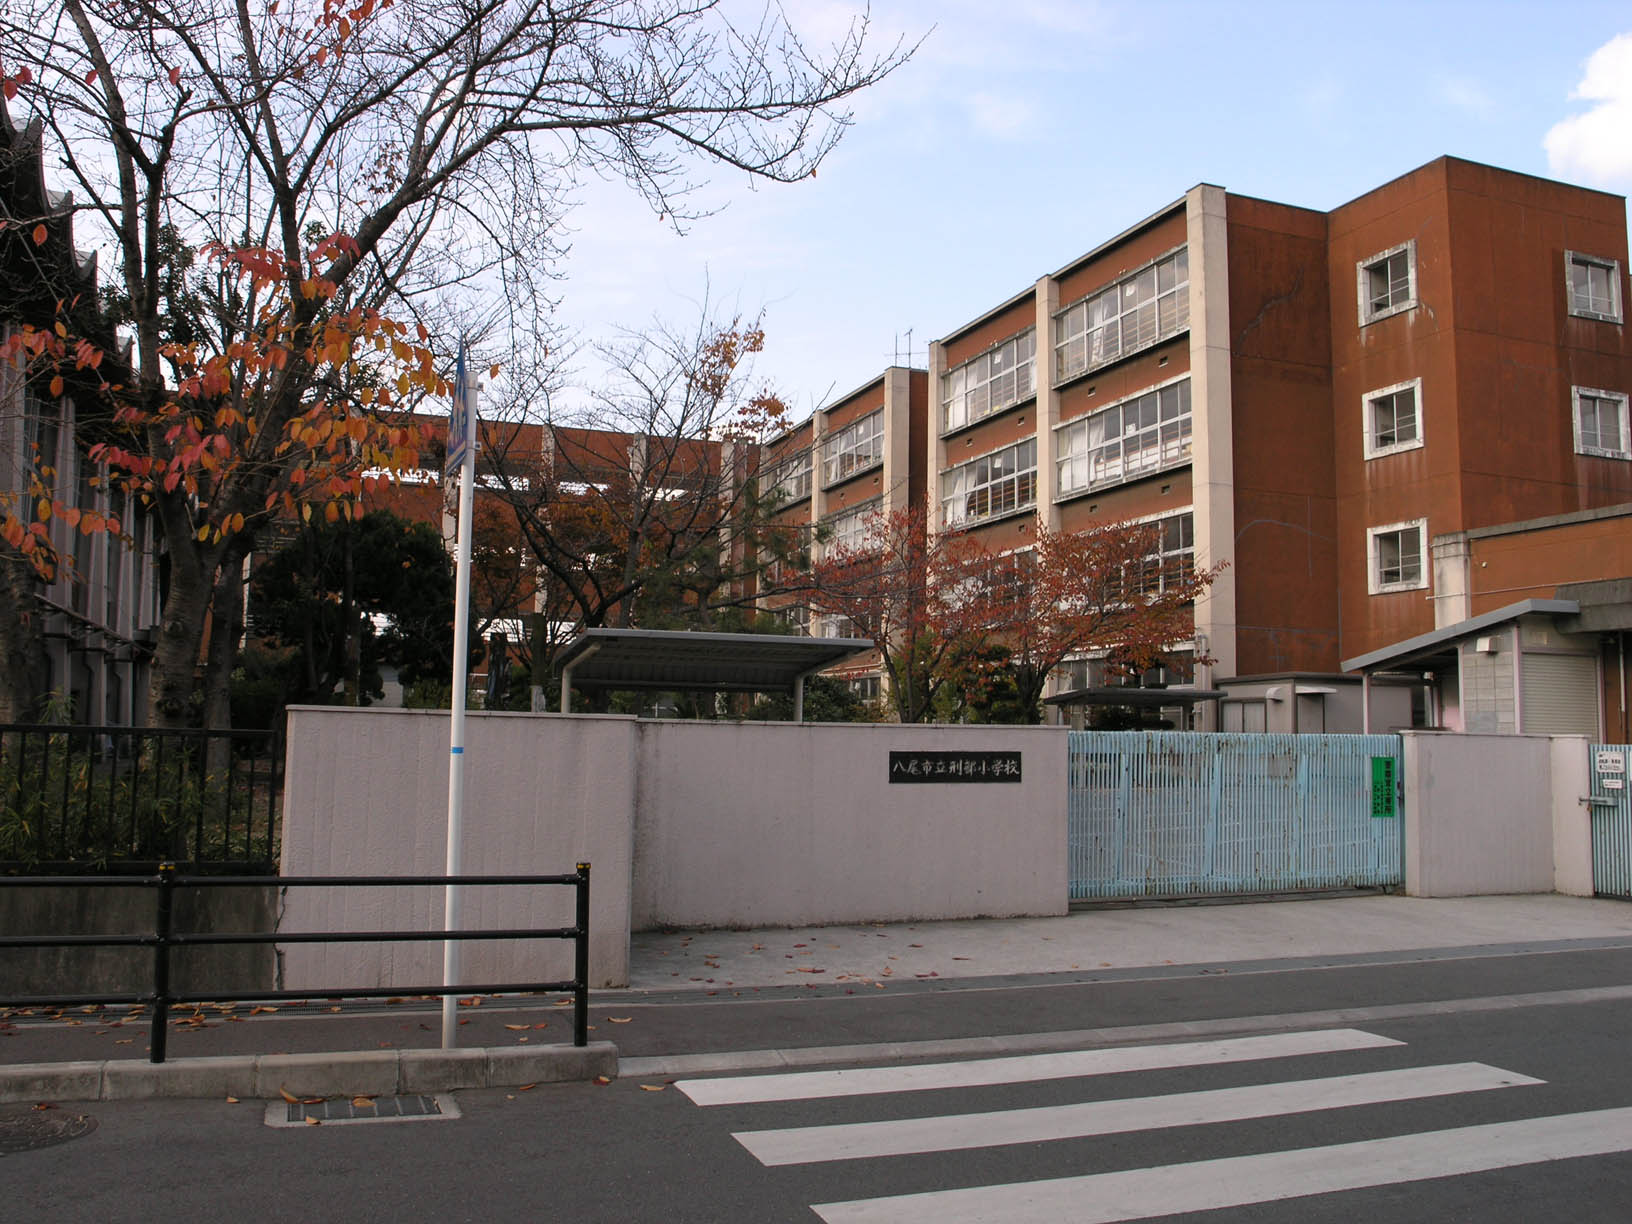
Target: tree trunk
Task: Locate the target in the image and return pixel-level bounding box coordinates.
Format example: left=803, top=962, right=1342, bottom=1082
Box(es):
left=0, top=562, right=48, bottom=723
left=146, top=544, right=214, bottom=731
left=201, top=543, right=248, bottom=733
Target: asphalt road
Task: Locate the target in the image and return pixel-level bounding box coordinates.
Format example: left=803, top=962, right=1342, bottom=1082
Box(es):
left=6, top=944, right=1632, bottom=1222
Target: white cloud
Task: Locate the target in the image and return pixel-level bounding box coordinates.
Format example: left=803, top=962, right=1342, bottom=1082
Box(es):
left=1545, top=32, right=1632, bottom=186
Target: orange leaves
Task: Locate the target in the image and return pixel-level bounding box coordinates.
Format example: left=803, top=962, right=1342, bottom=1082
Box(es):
left=33, top=224, right=48, bottom=246
left=48, top=375, right=64, bottom=397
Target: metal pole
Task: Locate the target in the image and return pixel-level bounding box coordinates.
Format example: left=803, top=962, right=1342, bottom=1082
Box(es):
left=574, top=862, right=590, bottom=1047
left=443, top=353, right=478, bottom=1049
left=150, top=863, right=175, bottom=1064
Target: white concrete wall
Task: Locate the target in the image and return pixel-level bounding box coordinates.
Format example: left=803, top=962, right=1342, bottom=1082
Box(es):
left=1551, top=736, right=1595, bottom=897
left=280, top=711, right=1068, bottom=989
left=631, top=722, right=1068, bottom=930
left=279, top=708, right=636, bottom=990
left=1401, top=732, right=1565, bottom=896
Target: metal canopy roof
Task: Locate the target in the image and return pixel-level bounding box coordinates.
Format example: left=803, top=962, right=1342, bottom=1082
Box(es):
left=1043, top=686, right=1225, bottom=709
left=1340, top=598, right=1579, bottom=673
left=553, top=627, right=874, bottom=695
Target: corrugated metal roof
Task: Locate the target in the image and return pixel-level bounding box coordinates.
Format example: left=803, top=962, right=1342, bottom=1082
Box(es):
left=553, top=628, right=874, bottom=694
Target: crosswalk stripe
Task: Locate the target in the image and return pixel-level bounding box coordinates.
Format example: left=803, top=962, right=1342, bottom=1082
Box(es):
left=736, top=1062, right=1542, bottom=1166
left=810, top=1105, right=1632, bottom=1224
left=676, top=1028, right=1401, bottom=1106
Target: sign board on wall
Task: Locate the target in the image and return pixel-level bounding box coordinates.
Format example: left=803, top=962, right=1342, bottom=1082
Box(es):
left=889, top=751, right=1022, bottom=784
left=1370, top=756, right=1397, bottom=818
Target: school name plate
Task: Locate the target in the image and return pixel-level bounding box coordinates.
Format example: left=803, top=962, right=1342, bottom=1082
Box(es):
left=888, top=751, right=1022, bottom=784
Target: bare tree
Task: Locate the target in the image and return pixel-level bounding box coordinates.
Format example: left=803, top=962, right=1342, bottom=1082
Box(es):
left=0, top=0, right=912, bottom=727
left=478, top=309, right=798, bottom=677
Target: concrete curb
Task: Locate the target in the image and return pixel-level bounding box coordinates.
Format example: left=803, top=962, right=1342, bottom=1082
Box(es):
left=0, top=1041, right=618, bottom=1103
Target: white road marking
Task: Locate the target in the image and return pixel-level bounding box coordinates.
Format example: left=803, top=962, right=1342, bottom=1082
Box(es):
left=811, top=1106, right=1632, bottom=1224
left=737, top=1062, right=1541, bottom=1165
left=676, top=1027, right=1401, bottom=1106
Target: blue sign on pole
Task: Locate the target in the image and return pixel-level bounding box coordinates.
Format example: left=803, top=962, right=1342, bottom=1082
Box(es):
left=444, top=343, right=477, bottom=486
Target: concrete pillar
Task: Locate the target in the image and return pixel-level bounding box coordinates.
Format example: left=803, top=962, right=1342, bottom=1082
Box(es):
left=926, top=341, right=948, bottom=539
left=1034, top=276, right=1062, bottom=534
left=1551, top=735, right=1594, bottom=896
left=1187, top=184, right=1238, bottom=720
left=882, top=366, right=913, bottom=518
left=1431, top=532, right=1472, bottom=628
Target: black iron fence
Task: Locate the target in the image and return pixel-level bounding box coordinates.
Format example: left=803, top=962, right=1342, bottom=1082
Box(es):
left=0, top=863, right=591, bottom=1061
left=0, top=723, right=282, bottom=873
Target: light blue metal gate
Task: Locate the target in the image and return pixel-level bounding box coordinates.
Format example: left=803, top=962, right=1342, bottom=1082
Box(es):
left=1068, top=732, right=1404, bottom=901
left=1589, top=743, right=1632, bottom=900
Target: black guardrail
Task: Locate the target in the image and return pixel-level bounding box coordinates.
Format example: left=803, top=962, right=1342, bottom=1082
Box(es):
left=0, top=862, right=591, bottom=1062
left=0, top=723, right=282, bottom=874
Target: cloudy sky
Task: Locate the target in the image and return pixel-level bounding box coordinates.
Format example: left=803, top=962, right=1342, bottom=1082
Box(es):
left=553, top=1, right=1632, bottom=423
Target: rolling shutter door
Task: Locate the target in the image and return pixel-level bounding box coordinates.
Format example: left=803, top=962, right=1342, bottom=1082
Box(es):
left=1521, top=652, right=1600, bottom=736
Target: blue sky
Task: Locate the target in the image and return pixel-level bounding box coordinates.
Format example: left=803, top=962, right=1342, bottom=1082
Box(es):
left=553, top=1, right=1632, bottom=424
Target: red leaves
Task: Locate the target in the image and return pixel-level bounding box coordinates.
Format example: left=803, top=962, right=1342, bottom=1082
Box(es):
left=168, top=66, right=181, bottom=87
left=1, top=66, right=31, bottom=101
left=32, top=224, right=48, bottom=246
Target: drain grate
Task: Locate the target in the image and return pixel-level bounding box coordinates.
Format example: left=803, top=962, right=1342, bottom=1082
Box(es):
left=264, top=1093, right=461, bottom=1128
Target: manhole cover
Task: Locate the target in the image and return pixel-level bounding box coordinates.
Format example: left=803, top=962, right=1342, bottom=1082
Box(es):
left=0, top=1109, right=98, bottom=1155
left=264, top=1094, right=460, bottom=1128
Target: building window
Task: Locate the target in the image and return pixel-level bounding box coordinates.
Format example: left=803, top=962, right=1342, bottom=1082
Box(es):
left=765, top=449, right=812, bottom=503
left=1133, top=511, right=1195, bottom=596
left=821, top=410, right=883, bottom=486
left=848, top=674, right=882, bottom=701
left=941, top=438, right=1037, bottom=529
left=1573, top=387, right=1631, bottom=459
left=1367, top=519, right=1428, bottom=594
left=1566, top=251, right=1622, bottom=322
left=942, top=329, right=1036, bottom=433
left=1363, top=378, right=1423, bottom=458
left=1056, top=378, right=1191, bottom=497
left=773, top=604, right=811, bottom=636
left=1357, top=240, right=1416, bottom=324
left=1055, top=248, right=1189, bottom=383
left=823, top=499, right=880, bottom=554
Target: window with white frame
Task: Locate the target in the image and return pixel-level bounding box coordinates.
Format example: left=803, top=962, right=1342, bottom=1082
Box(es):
left=941, top=438, right=1037, bottom=529
left=1133, top=512, right=1195, bottom=596
left=1367, top=519, right=1428, bottom=594
left=773, top=603, right=811, bottom=635
left=824, top=499, right=879, bottom=554
left=764, top=449, right=812, bottom=503
left=1357, top=240, right=1416, bottom=324
left=1363, top=377, right=1423, bottom=458
left=1055, top=379, right=1191, bottom=497
left=848, top=674, right=882, bottom=701
left=1055, top=248, right=1189, bottom=383
left=1567, top=251, right=1622, bottom=322
left=942, top=329, right=1036, bottom=433
left=821, top=410, right=883, bottom=486
left=1573, top=387, right=1631, bottom=459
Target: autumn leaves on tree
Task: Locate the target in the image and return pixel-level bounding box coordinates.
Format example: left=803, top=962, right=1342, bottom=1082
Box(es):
left=0, top=0, right=907, bottom=727
left=804, top=507, right=1223, bottom=725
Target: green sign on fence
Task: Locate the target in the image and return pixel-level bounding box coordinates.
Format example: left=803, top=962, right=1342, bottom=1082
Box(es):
left=1370, top=756, right=1397, bottom=818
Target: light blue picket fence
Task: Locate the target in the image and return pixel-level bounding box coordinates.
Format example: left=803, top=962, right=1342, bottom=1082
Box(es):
left=1589, top=743, right=1632, bottom=900
left=1068, top=732, right=1404, bottom=901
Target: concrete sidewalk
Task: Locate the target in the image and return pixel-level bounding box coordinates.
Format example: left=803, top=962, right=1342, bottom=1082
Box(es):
left=626, top=893, right=1632, bottom=991
left=5, top=892, right=1632, bottom=1102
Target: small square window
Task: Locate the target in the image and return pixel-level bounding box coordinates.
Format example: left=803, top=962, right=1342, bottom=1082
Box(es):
left=1357, top=240, right=1417, bottom=325
left=1566, top=251, right=1623, bottom=322
left=1573, top=386, right=1631, bottom=460
left=1368, top=519, right=1428, bottom=594
left=1363, top=378, right=1423, bottom=458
